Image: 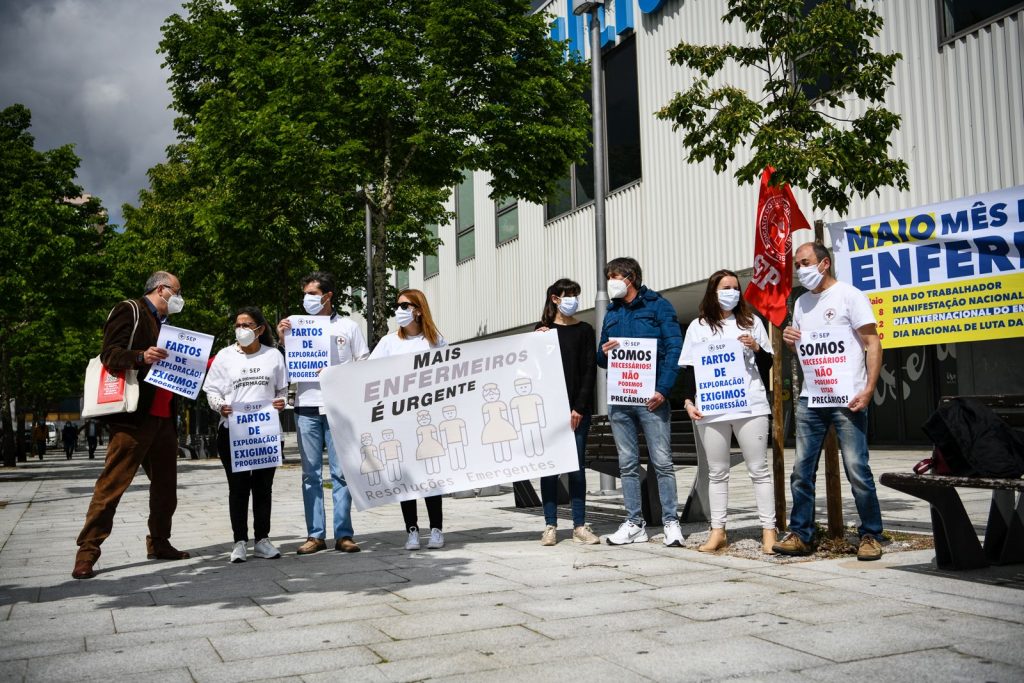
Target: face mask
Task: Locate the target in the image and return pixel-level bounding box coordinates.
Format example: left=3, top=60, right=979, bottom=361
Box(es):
left=717, top=289, right=741, bottom=311
left=303, top=293, right=325, bottom=315
left=797, top=263, right=825, bottom=291
left=607, top=279, right=628, bottom=300
left=395, top=307, right=415, bottom=328
left=165, top=293, right=184, bottom=315
left=235, top=326, right=257, bottom=347
left=557, top=296, right=579, bottom=317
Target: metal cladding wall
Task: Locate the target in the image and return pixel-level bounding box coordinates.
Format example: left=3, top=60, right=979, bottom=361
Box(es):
left=409, top=1, right=1024, bottom=344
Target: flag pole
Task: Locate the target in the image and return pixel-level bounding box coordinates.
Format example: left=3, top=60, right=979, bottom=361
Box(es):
left=771, top=325, right=786, bottom=533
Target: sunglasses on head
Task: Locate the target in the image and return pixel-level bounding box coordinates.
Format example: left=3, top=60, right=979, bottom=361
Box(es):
left=396, top=302, right=418, bottom=310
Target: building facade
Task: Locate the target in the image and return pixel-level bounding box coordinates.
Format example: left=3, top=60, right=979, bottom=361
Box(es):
left=395, top=0, right=1024, bottom=444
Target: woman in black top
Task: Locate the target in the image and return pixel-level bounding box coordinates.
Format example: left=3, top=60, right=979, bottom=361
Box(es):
left=535, top=278, right=599, bottom=545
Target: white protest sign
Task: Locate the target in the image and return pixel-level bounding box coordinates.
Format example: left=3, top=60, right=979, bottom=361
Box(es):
left=228, top=400, right=282, bottom=472
left=320, top=331, right=578, bottom=511
left=145, top=325, right=214, bottom=400
left=284, top=316, right=330, bottom=382
left=796, top=328, right=860, bottom=408
left=693, top=338, right=749, bottom=416
left=607, top=337, right=657, bottom=406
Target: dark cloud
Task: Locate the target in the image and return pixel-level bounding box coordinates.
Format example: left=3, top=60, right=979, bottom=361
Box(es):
left=0, top=0, right=184, bottom=226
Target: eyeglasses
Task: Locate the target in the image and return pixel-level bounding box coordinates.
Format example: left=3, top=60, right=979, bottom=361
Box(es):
left=160, top=284, right=182, bottom=296
left=396, top=302, right=418, bottom=310
left=234, top=322, right=259, bottom=329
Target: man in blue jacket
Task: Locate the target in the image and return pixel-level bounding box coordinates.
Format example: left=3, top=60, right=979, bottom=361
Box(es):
left=597, top=257, right=685, bottom=546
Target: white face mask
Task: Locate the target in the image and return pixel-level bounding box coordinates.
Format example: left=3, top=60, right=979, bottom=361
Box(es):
left=303, top=293, right=325, bottom=315
left=395, top=307, right=415, bottom=328
left=557, top=296, right=579, bottom=317
left=607, top=278, right=628, bottom=300
left=165, top=293, right=184, bottom=315
left=235, top=326, right=257, bottom=347
left=797, top=263, right=825, bottom=291
left=717, top=289, right=741, bottom=311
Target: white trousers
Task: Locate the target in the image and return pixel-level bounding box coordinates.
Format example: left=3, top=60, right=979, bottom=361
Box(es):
left=696, top=414, right=775, bottom=530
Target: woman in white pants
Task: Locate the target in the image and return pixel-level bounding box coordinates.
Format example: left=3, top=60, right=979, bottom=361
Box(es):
left=678, top=270, right=776, bottom=553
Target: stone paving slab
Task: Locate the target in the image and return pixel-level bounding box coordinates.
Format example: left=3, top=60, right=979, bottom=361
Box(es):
left=1, top=447, right=1023, bottom=681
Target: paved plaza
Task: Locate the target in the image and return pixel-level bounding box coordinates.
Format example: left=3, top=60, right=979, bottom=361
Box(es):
left=1, top=443, right=1022, bottom=682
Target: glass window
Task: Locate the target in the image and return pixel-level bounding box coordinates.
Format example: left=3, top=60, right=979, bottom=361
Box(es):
left=424, top=223, right=439, bottom=278
left=941, top=0, right=1023, bottom=39
left=396, top=270, right=409, bottom=291
left=545, top=175, right=573, bottom=219
left=495, top=196, right=519, bottom=244
left=456, top=170, right=475, bottom=262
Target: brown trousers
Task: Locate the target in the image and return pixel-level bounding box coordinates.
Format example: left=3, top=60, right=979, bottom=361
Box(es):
left=75, top=416, right=179, bottom=562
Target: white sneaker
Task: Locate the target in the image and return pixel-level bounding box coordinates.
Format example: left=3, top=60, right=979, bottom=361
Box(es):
left=229, top=540, right=247, bottom=563
left=606, top=520, right=648, bottom=545
left=427, top=528, right=445, bottom=549
left=663, top=520, right=684, bottom=547
left=253, top=538, right=281, bottom=559
left=405, top=527, right=421, bottom=550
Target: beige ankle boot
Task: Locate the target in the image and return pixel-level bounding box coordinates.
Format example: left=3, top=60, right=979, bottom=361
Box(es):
left=698, top=528, right=727, bottom=553
left=762, top=528, right=778, bottom=554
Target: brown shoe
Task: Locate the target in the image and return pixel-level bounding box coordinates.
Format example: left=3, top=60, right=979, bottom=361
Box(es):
left=857, top=535, right=883, bottom=561
left=71, top=559, right=96, bottom=580
left=335, top=536, right=361, bottom=553
left=772, top=532, right=814, bottom=556
left=147, top=545, right=191, bottom=560
left=297, top=537, right=327, bottom=555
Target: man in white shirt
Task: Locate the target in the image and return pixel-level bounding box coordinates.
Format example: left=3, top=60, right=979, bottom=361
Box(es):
left=278, top=272, right=369, bottom=554
left=777, top=242, right=884, bottom=561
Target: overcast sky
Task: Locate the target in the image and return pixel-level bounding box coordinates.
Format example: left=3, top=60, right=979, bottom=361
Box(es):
left=0, top=0, right=183, bottom=227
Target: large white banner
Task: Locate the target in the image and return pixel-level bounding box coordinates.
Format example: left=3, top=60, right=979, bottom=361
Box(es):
left=145, top=325, right=214, bottom=400
left=828, top=185, right=1024, bottom=348
left=320, top=331, right=578, bottom=510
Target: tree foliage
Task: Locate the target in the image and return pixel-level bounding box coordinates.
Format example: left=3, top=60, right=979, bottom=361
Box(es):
left=0, top=104, right=112, bottom=464
left=154, top=0, right=590, bottom=341
left=657, top=0, right=909, bottom=214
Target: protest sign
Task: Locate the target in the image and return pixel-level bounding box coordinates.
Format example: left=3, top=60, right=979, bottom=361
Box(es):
left=144, top=325, right=214, bottom=400
left=284, top=316, right=331, bottom=381
left=693, top=338, right=749, bottom=416
left=320, top=331, right=578, bottom=511
left=796, top=328, right=859, bottom=408
left=228, top=400, right=282, bottom=472
left=607, top=337, right=657, bottom=406
left=828, top=185, right=1024, bottom=348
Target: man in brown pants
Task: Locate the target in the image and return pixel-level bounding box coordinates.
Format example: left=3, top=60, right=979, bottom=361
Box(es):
left=73, top=271, right=191, bottom=579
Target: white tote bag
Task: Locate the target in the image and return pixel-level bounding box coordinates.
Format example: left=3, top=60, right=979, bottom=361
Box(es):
left=81, top=300, right=141, bottom=418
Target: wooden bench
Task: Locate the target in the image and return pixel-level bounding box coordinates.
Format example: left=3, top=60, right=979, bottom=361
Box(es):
left=880, top=395, right=1024, bottom=570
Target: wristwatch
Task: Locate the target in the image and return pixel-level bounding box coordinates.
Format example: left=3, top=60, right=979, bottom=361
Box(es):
left=136, top=352, right=145, bottom=365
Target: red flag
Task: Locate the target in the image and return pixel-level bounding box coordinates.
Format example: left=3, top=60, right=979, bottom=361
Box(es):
left=744, top=167, right=811, bottom=327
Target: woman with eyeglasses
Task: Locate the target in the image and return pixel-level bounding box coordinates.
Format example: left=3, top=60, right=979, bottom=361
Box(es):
left=678, top=270, right=776, bottom=554
left=534, top=278, right=599, bottom=545
left=369, top=289, right=448, bottom=551
left=203, top=307, right=288, bottom=563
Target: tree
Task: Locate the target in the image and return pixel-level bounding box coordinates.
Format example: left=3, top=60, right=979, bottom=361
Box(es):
left=0, top=104, right=112, bottom=466
left=656, top=0, right=909, bottom=215
left=157, top=0, right=590, bottom=341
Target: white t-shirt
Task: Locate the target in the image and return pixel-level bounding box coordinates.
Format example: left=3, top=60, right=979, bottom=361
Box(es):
left=203, top=344, right=288, bottom=426
left=678, top=315, right=773, bottom=423
left=369, top=331, right=447, bottom=360
left=793, top=280, right=876, bottom=398
left=287, top=314, right=369, bottom=408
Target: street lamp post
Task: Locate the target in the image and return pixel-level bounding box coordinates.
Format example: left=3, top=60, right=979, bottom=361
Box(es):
left=573, top=0, right=615, bottom=493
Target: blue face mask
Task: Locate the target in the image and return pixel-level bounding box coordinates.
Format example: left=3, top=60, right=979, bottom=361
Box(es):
left=303, top=293, right=325, bottom=315
left=558, top=296, right=579, bottom=316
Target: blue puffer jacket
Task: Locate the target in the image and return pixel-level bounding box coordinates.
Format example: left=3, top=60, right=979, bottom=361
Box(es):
left=597, top=286, right=683, bottom=397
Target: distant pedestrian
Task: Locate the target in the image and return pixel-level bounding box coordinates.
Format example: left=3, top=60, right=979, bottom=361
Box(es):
left=62, top=422, right=78, bottom=459
left=32, top=422, right=46, bottom=460
left=83, top=419, right=101, bottom=459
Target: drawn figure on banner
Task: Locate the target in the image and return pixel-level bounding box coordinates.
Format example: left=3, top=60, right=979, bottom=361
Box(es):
left=414, top=410, right=445, bottom=475
left=874, top=365, right=898, bottom=406
left=379, top=429, right=404, bottom=482
left=510, top=377, right=546, bottom=457
left=480, top=382, right=517, bottom=462
left=359, top=433, right=384, bottom=486
left=439, top=405, right=468, bottom=470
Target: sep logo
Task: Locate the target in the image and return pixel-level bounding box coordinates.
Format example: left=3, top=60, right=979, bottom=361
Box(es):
left=177, top=332, right=198, bottom=342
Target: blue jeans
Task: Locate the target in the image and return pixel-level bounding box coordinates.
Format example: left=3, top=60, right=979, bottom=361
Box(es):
left=609, top=403, right=678, bottom=525
left=790, top=397, right=883, bottom=543
left=541, top=413, right=591, bottom=527
left=296, top=410, right=353, bottom=540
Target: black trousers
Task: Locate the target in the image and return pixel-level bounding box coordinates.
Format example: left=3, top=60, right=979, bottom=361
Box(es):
left=217, top=426, right=276, bottom=542
left=401, top=495, right=442, bottom=531
left=87, top=436, right=98, bottom=458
